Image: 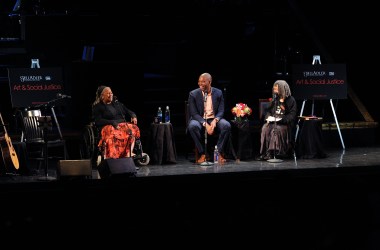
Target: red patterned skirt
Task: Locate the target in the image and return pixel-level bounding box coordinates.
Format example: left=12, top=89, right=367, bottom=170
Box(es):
left=98, top=122, right=140, bottom=159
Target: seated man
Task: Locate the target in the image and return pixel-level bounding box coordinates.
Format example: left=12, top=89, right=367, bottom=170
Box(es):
left=187, top=72, right=231, bottom=164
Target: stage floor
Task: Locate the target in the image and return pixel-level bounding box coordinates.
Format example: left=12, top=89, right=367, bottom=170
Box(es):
left=1, top=146, right=379, bottom=182
left=136, top=146, right=380, bottom=177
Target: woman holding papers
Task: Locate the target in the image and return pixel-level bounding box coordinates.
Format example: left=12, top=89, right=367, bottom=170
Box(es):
left=256, top=80, right=297, bottom=160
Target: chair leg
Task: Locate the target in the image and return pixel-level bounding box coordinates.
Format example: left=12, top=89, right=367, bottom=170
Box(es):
left=37, top=160, right=43, bottom=173
left=63, top=144, right=68, bottom=159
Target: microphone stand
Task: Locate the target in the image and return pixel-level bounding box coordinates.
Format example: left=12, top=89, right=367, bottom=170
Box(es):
left=39, top=113, right=54, bottom=180
left=114, top=98, right=140, bottom=170
left=34, top=97, right=65, bottom=180
left=267, top=95, right=283, bottom=163
left=200, top=92, right=214, bottom=166
left=114, top=98, right=133, bottom=158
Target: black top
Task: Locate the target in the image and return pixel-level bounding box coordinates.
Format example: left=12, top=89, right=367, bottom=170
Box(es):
left=265, top=96, right=297, bottom=127
left=92, top=101, right=136, bottom=130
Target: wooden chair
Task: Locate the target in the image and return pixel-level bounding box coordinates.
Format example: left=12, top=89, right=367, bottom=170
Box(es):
left=259, top=98, right=271, bottom=123
left=20, top=109, right=68, bottom=173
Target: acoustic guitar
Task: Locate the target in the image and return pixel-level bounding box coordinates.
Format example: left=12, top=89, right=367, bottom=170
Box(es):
left=0, top=112, right=19, bottom=171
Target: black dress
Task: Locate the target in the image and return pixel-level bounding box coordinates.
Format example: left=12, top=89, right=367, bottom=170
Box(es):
left=259, top=96, right=297, bottom=158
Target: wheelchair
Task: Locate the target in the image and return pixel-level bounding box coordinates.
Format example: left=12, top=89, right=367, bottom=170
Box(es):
left=80, top=122, right=150, bottom=167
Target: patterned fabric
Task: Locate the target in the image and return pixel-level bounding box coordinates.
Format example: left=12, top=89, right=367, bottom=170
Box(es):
left=98, top=122, right=140, bottom=158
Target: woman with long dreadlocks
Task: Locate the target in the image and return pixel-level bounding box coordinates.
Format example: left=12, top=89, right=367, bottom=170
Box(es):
left=256, top=80, right=297, bottom=160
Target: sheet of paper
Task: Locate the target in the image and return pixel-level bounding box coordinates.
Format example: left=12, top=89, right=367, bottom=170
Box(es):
left=266, top=116, right=282, bottom=122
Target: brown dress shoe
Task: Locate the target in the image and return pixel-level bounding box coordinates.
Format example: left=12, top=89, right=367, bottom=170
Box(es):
left=218, top=154, right=227, bottom=163
left=196, top=154, right=206, bottom=164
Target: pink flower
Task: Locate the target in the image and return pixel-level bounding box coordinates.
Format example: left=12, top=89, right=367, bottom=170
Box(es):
left=231, top=103, right=252, bottom=118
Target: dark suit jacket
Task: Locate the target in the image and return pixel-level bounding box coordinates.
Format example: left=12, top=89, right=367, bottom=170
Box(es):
left=187, top=87, right=225, bottom=125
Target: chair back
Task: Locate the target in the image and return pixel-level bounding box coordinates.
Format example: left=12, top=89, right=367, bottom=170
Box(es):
left=259, top=98, right=271, bottom=124
left=21, top=109, right=52, bottom=142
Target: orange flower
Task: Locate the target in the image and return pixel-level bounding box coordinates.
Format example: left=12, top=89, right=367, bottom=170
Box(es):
left=231, top=103, right=252, bottom=118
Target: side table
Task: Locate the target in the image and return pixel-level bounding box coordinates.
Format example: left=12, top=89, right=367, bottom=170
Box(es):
left=296, top=118, right=327, bottom=159
left=231, top=120, right=253, bottom=160
left=149, top=123, right=177, bottom=165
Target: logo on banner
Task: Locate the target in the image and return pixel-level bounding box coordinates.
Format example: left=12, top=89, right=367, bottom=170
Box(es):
left=8, top=67, right=65, bottom=107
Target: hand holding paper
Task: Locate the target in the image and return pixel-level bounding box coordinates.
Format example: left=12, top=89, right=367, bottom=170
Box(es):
left=266, top=116, right=282, bottom=122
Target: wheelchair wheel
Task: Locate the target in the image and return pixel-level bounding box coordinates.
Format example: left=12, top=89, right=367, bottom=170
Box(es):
left=135, top=153, right=150, bottom=166
left=81, top=124, right=97, bottom=159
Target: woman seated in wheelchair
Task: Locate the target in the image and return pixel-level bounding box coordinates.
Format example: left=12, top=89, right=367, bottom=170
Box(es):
left=92, top=85, right=140, bottom=159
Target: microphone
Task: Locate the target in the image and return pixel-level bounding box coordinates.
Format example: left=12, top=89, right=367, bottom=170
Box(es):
left=272, top=93, right=278, bottom=100
left=204, top=92, right=208, bottom=102
left=57, top=93, right=71, bottom=99
left=113, top=95, right=118, bottom=103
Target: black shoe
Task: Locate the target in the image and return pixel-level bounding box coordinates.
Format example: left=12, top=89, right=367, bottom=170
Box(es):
left=255, top=155, right=265, bottom=161
left=263, top=154, right=272, bottom=160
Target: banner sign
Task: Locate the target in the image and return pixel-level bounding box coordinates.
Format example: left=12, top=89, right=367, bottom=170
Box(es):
left=292, top=64, right=347, bottom=100
left=8, top=67, right=64, bottom=108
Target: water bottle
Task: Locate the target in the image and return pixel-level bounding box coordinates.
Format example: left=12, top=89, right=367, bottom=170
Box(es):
left=157, top=107, right=162, bottom=123
left=214, top=145, right=219, bottom=163
left=165, top=106, right=170, bottom=123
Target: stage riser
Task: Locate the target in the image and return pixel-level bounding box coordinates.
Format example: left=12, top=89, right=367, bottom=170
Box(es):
left=57, top=160, right=92, bottom=180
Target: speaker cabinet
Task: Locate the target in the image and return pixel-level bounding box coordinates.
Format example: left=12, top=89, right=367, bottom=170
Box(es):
left=57, top=160, right=92, bottom=180
left=98, top=158, right=136, bottom=179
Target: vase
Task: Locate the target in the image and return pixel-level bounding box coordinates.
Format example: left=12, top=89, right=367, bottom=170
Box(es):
left=232, top=116, right=249, bottom=129
left=234, top=116, right=248, bottom=123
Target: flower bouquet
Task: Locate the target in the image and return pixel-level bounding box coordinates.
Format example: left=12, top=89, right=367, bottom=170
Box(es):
left=231, top=103, right=252, bottom=124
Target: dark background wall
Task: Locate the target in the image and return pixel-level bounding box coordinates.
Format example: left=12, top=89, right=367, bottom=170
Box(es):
left=1, top=0, right=379, bottom=153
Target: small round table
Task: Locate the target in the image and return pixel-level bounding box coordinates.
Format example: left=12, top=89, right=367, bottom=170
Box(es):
left=149, top=123, right=177, bottom=165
